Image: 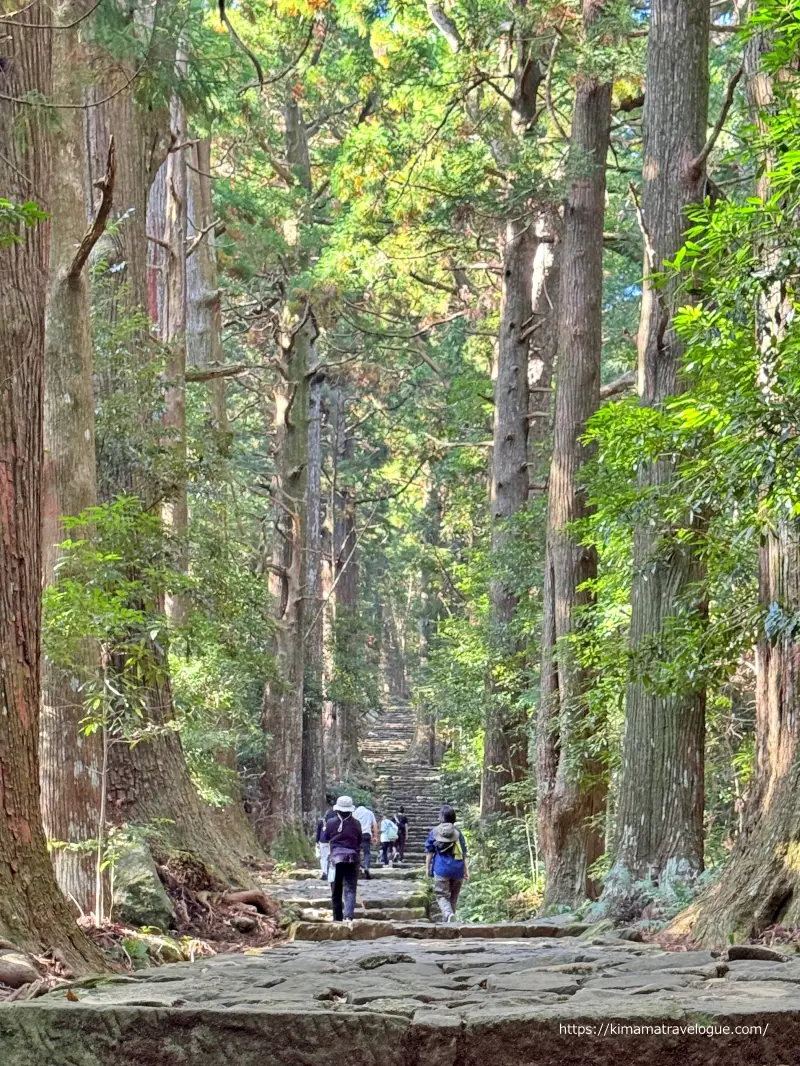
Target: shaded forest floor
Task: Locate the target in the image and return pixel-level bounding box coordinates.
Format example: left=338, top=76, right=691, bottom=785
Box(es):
left=0, top=853, right=289, bottom=1002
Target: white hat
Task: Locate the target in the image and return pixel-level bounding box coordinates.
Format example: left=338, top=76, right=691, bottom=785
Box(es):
left=334, top=795, right=355, bottom=812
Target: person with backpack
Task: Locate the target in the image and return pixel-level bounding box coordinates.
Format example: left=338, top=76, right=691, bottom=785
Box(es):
left=380, top=814, right=399, bottom=865
left=425, top=805, right=469, bottom=923
left=314, top=794, right=336, bottom=880
left=395, top=807, right=409, bottom=862
left=321, top=795, right=362, bottom=921
left=352, top=801, right=378, bottom=879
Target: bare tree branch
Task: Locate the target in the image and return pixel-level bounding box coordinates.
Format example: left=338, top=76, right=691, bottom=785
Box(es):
left=186, top=216, right=222, bottom=259
left=689, top=63, right=744, bottom=179
left=600, top=368, right=637, bottom=400
left=186, top=363, right=248, bottom=383
left=545, top=23, right=568, bottom=141
left=425, top=0, right=462, bottom=52
left=68, top=137, right=115, bottom=279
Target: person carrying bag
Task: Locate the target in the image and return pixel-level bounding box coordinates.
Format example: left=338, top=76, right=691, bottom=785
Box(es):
left=321, top=796, right=361, bottom=921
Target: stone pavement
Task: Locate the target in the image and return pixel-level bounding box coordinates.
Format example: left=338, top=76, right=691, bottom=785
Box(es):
left=4, top=925, right=800, bottom=1064
left=4, top=702, right=800, bottom=1064
left=359, top=701, right=443, bottom=866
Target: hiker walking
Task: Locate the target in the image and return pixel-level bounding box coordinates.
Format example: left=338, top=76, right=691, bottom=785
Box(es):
left=353, top=801, right=378, bottom=879
left=395, top=806, right=409, bottom=862
left=322, top=796, right=361, bottom=921
left=380, top=814, right=399, bottom=865
left=315, top=794, right=335, bottom=881
left=425, top=805, right=469, bottom=923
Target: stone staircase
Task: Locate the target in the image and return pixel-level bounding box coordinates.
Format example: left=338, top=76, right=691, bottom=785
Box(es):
left=360, top=702, right=443, bottom=867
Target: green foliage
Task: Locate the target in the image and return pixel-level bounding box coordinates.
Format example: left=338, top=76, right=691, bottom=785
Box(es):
left=0, top=199, right=47, bottom=246
left=459, top=817, right=544, bottom=922
left=43, top=497, right=183, bottom=733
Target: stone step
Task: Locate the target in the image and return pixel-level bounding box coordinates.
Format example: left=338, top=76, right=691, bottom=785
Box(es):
left=297, top=906, right=428, bottom=923
left=291, top=918, right=592, bottom=942
left=284, top=867, right=424, bottom=882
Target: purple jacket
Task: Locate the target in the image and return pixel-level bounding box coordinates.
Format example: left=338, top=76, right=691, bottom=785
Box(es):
left=322, top=812, right=361, bottom=863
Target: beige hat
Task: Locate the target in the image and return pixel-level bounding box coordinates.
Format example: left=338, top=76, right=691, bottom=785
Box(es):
left=334, top=795, right=355, bottom=812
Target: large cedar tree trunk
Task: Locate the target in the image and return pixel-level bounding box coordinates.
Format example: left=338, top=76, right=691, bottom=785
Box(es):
left=40, top=0, right=105, bottom=916
left=302, top=373, right=326, bottom=821
left=536, top=3, right=612, bottom=908
left=332, top=401, right=364, bottom=776
left=676, top=34, right=800, bottom=946
left=89, top=33, right=252, bottom=885
left=526, top=214, right=562, bottom=495
left=260, top=310, right=314, bottom=845
left=260, top=93, right=316, bottom=847
left=480, top=219, right=534, bottom=818
left=161, top=51, right=189, bottom=627
left=0, top=6, right=102, bottom=969
left=603, top=0, right=710, bottom=908
left=413, top=471, right=443, bottom=765
left=187, top=139, right=227, bottom=431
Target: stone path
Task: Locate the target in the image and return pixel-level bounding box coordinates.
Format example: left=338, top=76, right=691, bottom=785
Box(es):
left=360, top=701, right=442, bottom=866
left=6, top=703, right=800, bottom=1062
left=5, top=928, right=800, bottom=1063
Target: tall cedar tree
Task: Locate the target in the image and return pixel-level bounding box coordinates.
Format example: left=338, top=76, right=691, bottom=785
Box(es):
left=0, top=1, right=103, bottom=969
left=41, top=0, right=105, bottom=915
left=686, top=32, right=800, bottom=945
left=537, top=0, right=612, bottom=910
left=603, top=0, right=711, bottom=907
left=88, top=17, right=253, bottom=885
left=260, top=93, right=315, bottom=846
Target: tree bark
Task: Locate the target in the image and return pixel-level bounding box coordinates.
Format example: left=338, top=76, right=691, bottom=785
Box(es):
left=527, top=212, right=562, bottom=493
left=88, top=3, right=172, bottom=502
left=260, top=92, right=316, bottom=848
left=260, top=308, right=314, bottom=846
left=480, top=218, right=535, bottom=819
left=0, top=4, right=103, bottom=969
left=333, top=398, right=364, bottom=776
left=40, top=0, right=106, bottom=917
left=675, top=33, right=800, bottom=947
left=603, top=0, right=710, bottom=908
left=161, top=46, right=189, bottom=628
left=536, top=5, right=612, bottom=908
left=302, top=373, right=326, bottom=822
left=187, top=139, right=227, bottom=433
left=414, top=470, right=443, bottom=765
left=89, top=22, right=253, bottom=886
left=322, top=510, right=339, bottom=781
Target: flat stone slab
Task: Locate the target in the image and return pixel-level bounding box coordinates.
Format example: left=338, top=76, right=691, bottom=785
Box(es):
left=4, top=936, right=800, bottom=1064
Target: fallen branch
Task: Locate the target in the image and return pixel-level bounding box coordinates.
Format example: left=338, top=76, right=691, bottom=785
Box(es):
left=225, top=890, right=279, bottom=917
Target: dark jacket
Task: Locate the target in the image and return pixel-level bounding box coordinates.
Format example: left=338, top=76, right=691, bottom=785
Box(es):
left=323, top=812, right=362, bottom=863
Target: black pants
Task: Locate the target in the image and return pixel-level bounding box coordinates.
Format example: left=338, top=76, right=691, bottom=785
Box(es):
left=381, top=841, right=395, bottom=865
left=397, top=833, right=406, bottom=861
left=331, top=860, right=358, bottom=921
